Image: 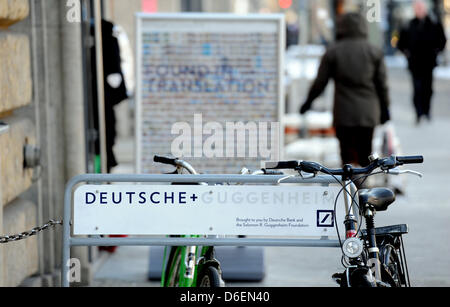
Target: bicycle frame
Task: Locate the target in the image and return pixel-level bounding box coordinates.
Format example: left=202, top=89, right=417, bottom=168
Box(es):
left=161, top=244, right=198, bottom=287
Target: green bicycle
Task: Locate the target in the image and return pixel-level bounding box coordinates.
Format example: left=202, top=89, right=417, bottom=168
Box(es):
left=154, top=155, right=225, bottom=287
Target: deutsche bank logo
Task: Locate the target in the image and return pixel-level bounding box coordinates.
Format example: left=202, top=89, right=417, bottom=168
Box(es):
left=317, top=210, right=334, bottom=228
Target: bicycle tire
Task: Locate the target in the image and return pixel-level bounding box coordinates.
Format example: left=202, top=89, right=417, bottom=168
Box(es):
left=197, top=266, right=224, bottom=288
left=164, top=247, right=182, bottom=287
left=343, top=267, right=377, bottom=287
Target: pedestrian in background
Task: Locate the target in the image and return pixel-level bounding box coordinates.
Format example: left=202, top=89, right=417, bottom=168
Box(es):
left=397, top=0, right=447, bottom=124
left=300, top=12, right=390, bottom=168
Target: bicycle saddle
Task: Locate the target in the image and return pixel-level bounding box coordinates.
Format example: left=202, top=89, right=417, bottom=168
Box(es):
left=358, top=188, right=396, bottom=212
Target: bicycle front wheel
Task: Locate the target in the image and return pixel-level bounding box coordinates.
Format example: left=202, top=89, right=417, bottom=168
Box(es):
left=381, top=244, right=404, bottom=287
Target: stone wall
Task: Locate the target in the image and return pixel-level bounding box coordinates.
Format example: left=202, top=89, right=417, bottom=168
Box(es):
left=0, top=117, right=34, bottom=205
left=0, top=0, right=38, bottom=287
left=2, top=199, right=38, bottom=287
left=0, top=0, right=29, bottom=29
left=0, top=33, right=32, bottom=113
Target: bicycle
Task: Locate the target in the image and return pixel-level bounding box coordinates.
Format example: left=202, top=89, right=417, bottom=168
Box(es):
left=266, top=154, right=424, bottom=287
left=154, top=156, right=283, bottom=287
left=154, top=155, right=225, bottom=287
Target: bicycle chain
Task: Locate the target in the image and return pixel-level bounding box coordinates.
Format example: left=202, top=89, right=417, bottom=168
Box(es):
left=0, top=220, right=63, bottom=244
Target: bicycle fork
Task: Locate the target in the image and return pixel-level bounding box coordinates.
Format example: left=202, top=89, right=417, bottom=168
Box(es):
left=341, top=180, right=382, bottom=285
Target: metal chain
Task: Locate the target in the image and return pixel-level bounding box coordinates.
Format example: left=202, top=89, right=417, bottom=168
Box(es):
left=0, top=220, right=63, bottom=244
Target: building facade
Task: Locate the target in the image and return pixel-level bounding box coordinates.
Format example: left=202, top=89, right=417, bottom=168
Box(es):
left=0, top=0, right=88, bottom=287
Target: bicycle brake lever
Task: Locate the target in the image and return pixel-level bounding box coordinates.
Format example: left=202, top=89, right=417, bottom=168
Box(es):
left=277, top=175, right=296, bottom=184
left=387, top=168, right=423, bottom=178
left=299, top=171, right=316, bottom=179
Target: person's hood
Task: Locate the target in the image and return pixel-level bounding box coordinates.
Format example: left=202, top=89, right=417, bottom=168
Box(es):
left=336, top=13, right=368, bottom=40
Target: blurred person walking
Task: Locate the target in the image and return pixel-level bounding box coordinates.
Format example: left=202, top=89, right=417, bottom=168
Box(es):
left=300, top=13, right=390, bottom=168
left=397, top=0, right=447, bottom=124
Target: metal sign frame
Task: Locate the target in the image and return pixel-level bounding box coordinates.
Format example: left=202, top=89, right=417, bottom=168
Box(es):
left=61, top=173, right=358, bottom=287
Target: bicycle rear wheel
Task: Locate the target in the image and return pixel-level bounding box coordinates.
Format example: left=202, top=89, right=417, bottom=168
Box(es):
left=381, top=244, right=404, bottom=287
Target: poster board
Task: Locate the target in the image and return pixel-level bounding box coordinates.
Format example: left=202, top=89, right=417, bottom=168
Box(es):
left=135, top=13, right=285, bottom=174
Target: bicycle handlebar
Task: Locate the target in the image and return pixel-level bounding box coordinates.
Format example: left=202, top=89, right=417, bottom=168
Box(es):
left=396, top=156, right=424, bottom=164
left=155, top=155, right=287, bottom=177
left=265, top=161, right=300, bottom=170
left=153, top=155, right=199, bottom=175
left=266, top=155, right=424, bottom=178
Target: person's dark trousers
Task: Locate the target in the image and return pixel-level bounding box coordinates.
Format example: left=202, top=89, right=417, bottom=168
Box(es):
left=411, top=68, right=434, bottom=121
left=335, top=126, right=375, bottom=167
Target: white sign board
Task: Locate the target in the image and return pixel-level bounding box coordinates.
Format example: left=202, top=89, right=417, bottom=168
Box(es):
left=135, top=13, right=285, bottom=174
left=73, top=185, right=344, bottom=237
